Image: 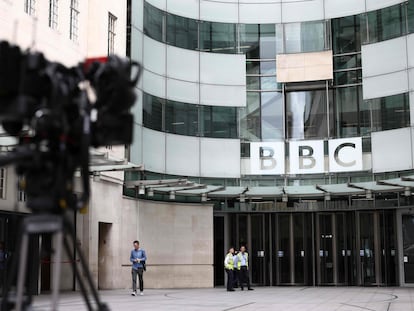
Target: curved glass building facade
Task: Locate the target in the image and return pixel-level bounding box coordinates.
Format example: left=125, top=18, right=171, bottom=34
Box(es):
left=130, top=0, right=414, bottom=287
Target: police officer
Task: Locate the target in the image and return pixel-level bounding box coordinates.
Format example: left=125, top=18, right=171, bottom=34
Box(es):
left=224, top=247, right=235, bottom=291
left=236, top=245, right=253, bottom=291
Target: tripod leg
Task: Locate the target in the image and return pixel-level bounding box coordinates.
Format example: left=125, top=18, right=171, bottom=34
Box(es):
left=62, top=235, right=94, bottom=311
left=51, top=231, right=63, bottom=310
left=15, top=233, right=29, bottom=311
left=64, top=219, right=108, bottom=311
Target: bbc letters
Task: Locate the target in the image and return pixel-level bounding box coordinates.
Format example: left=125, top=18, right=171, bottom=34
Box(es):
left=250, top=137, right=362, bottom=175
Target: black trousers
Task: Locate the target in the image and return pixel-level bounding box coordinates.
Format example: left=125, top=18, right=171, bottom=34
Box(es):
left=132, top=268, right=144, bottom=292
left=225, top=269, right=234, bottom=291
left=239, top=266, right=251, bottom=289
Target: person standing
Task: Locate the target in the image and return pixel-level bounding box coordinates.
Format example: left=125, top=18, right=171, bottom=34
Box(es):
left=224, top=247, right=235, bottom=291
left=130, top=240, right=147, bottom=296
left=237, top=245, right=253, bottom=291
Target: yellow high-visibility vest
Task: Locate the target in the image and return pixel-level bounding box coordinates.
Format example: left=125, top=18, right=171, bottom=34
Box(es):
left=224, top=253, right=234, bottom=270
left=237, top=252, right=248, bottom=269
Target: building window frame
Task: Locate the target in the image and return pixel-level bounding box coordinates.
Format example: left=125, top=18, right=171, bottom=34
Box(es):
left=69, top=0, right=79, bottom=42
left=0, top=168, right=6, bottom=199
left=24, top=0, right=36, bottom=16
left=17, top=176, right=26, bottom=202
left=49, top=0, right=59, bottom=30
left=108, top=12, right=117, bottom=55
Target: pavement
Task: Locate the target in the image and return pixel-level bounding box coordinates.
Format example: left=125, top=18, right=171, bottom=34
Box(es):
left=30, top=286, right=414, bottom=311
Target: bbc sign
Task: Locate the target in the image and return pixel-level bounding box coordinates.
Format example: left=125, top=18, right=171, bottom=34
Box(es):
left=250, top=137, right=362, bottom=175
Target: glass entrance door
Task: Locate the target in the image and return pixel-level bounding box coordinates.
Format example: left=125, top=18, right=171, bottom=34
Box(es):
left=402, top=214, right=414, bottom=283
left=317, top=214, right=334, bottom=284
left=272, top=213, right=312, bottom=285
left=358, top=212, right=377, bottom=285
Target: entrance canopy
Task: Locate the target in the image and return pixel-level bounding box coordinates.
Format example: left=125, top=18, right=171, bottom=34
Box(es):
left=124, top=176, right=411, bottom=202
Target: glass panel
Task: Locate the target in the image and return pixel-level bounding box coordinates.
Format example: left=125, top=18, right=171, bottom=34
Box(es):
left=403, top=214, right=414, bottom=283
left=143, top=2, right=164, bottom=42
left=380, top=210, right=396, bottom=285
left=240, top=24, right=260, bottom=59
left=240, top=92, right=261, bottom=141
left=334, top=54, right=361, bottom=71
left=370, top=93, right=410, bottom=132
left=284, top=23, right=301, bottom=53
left=143, top=93, right=163, bottom=131
left=200, top=106, right=238, bottom=138
left=165, top=101, right=198, bottom=136
left=166, top=13, right=198, bottom=50
left=246, top=76, right=260, bottom=90
left=260, top=76, right=279, bottom=91
left=367, top=4, right=406, bottom=43
left=260, top=61, right=276, bottom=75
left=251, top=215, right=265, bottom=285
left=246, top=61, right=260, bottom=75
left=259, top=24, right=277, bottom=59
left=359, top=212, right=376, bottom=284
left=334, top=70, right=362, bottom=85
left=286, top=90, right=328, bottom=140
left=199, top=21, right=236, bottom=54
left=278, top=214, right=291, bottom=284
left=293, top=214, right=304, bottom=284
left=336, top=214, right=346, bottom=284
left=301, top=21, right=325, bottom=52
left=319, top=214, right=334, bottom=284
left=261, top=92, right=284, bottom=140
left=334, top=86, right=362, bottom=138
left=408, top=0, right=414, bottom=33
left=332, top=15, right=363, bottom=54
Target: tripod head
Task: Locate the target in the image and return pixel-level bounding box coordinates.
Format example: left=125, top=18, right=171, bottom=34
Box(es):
left=0, top=41, right=141, bottom=213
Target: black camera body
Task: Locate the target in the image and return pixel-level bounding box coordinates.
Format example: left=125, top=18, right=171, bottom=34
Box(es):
left=0, top=41, right=141, bottom=212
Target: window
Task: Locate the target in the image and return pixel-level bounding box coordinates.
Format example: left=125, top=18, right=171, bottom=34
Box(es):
left=285, top=89, right=329, bottom=140
left=200, top=106, right=238, bottom=138
left=24, top=0, right=36, bottom=16
left=143, top=1, right=164, bottom=42
left=369, top=93, right=410, bottom=132
left=166, top=13, right=198, bottom=50
left=70, top=0, right=79, bottom=42
left=49, top=0, right=58, bottom=29
left=0, top=168, right=5, bottom=199
left=108, top=13, right=117, bottom=55
left=281, top=20, right=329, bottom=54
left=143, top=93, right=163, bottom=132
left=17, top=176, right=26, bottom=202
left=366, top=3, right=406, bottom=43
left=199, top=21, right=237, bottom=54
left=165, top=101, right=198, bottom=136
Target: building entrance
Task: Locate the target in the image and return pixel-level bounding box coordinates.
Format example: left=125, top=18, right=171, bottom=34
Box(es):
left=217, top=210, right=398, bottom=287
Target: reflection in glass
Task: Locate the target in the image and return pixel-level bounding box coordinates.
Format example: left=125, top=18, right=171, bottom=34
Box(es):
left=143, top=1, right=164, bottom=42
left=367, top=3, right=406, bottom=43
left=246, top=76, right=260, bottom=90
left=334, top=86, right=362, bottom=138
left=261, top=92, right=283, bottom=140
left=284, top=21, right=327, bottom=54
left=240, top=92, right=261, bottom=141
left=260, top=61, right=276, bottom=75
left=201, top=106, right=238, bottom=138
left=166, top=13, right=198, bottom=50
left=165, top=101, right=198, bottom=136
left=286, top=90, right=328, bottom=139
left=143, top=93, right=163, bottom=131
left=369, top=93, right=410, bottom=132
left=246, top=61, right=260, bottom=74
left=240, top=24, right=260, bottom=58
left=259, top=24, right=277, bottom=59
left=260, top=76, right=279, bottom=91
left=332, top=15, right=364, bottom=54
left=199, top=21, right=237, bottom=54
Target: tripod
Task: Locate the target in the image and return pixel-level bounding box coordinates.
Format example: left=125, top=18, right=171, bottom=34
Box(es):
left=1, top=213, right=109, bottom=311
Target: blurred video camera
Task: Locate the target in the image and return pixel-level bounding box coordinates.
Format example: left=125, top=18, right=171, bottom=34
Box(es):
left=0, top=41, right=141, bottom=212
